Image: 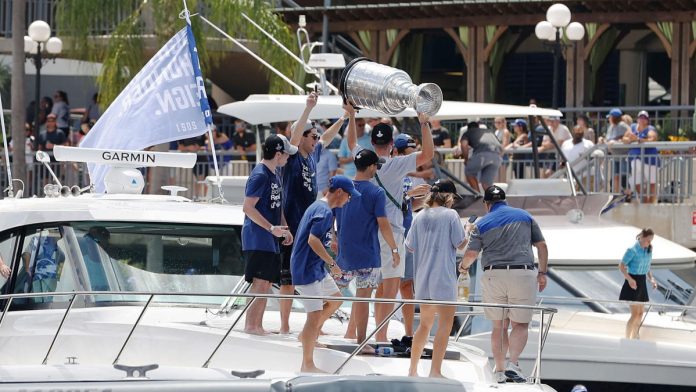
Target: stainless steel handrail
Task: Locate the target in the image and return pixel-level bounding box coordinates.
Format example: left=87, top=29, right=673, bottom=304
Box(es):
left=113, top=294, right=155, bottom=365
left=0, top=290, right=557, bottom=383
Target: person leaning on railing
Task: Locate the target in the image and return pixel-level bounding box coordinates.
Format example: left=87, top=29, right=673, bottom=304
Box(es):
left=623, top=111, right=659, bottom=203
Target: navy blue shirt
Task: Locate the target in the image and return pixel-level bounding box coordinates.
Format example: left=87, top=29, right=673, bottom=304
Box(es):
left=335, top=180, right=386, bottom=270
left=282, top=143, right=322, bottom=234
left=290, top=200, right=334, bottom=285
left=242, top=164, right=282, bottom=253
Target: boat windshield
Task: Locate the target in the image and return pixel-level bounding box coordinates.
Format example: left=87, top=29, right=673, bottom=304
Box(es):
left=9, top=221, right=245, bottom=308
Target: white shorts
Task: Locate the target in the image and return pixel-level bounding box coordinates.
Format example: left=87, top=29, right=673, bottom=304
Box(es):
left=378, top=230, right=406, bottom=279
left=295, top=274, right=341, bottom=313
left=629, top=160, right=657, bottom=186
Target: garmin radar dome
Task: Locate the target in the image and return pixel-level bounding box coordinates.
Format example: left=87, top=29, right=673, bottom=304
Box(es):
left=52, top=146, right=197, bottom=195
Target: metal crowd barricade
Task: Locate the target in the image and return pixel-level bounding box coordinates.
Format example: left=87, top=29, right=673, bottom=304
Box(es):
left=0, top=290, right=558, bottom=384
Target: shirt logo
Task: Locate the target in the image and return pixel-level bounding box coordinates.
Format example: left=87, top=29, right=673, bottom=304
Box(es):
left=270, top=182, right=281, bottom=209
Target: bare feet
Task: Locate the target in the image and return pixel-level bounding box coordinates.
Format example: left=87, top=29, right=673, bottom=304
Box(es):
left=279, top=328, right=291, bottom=335
left=358, top=345, right=375, bottom=355
left=300, top=364, right=327, bottom=373
left=408, top=369, right=419, bottom=377
left=344, top=332, right=357, bottom=340
left=244, top=328, right=270, bottom=336
left=429, top=372, right=448, bottom=379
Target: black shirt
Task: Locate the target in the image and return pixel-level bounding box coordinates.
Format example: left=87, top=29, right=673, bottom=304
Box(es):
left=432, top=127, right=451, bottom=147
left=38, top=129, right=67, bottom=150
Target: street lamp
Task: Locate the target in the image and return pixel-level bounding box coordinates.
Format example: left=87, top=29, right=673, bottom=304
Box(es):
left=25, top=20, right=62, bottom=131
left=535, top=3, right=584, bottom=108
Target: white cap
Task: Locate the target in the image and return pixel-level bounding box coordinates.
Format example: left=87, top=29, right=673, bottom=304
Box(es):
left=276, top=134, right=298, bottom=155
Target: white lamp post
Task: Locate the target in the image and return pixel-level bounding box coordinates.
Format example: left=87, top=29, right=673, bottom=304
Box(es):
left=25, top=20, right=62, bottom=129
left=535, top=4, right=584, bottom=108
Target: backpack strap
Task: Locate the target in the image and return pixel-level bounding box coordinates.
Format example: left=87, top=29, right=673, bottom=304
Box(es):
left=375, top=173, right=402, bottom=210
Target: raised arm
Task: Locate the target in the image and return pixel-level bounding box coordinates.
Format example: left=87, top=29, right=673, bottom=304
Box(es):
left=346, top=105, right=358, bottom=152
left=290, top=93, right=318, bottom=147
left=320, top=105, right=348, bottom=146
left=415, top=112, right=434, bottom=167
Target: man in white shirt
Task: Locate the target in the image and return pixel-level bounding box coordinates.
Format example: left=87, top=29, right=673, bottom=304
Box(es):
left=539, top=116, right=572, bottom=177
left=561, top=125, right=595, bottom=177
left=346, top=107, right=434, bottom=343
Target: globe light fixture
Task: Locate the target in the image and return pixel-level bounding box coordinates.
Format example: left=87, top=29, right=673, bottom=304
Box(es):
left=25, top=20, right=62, bottom=131
left=535, top=3, right=585, bottom=108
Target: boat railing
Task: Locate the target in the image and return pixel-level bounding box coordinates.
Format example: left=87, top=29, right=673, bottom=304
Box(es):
left=452, top=294, right=696, bottom=344
left=0, top=290, right=557, bottom=384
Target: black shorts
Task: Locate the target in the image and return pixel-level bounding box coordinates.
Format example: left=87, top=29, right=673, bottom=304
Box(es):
left=619, top=274, right=649, bottom=302
left=244, top=250, right=281, bottom=284
left=280, top=244, right=293, bottom=286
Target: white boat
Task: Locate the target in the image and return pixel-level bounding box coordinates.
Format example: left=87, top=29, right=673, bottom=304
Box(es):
left=0, top=147, right=557, bottom=391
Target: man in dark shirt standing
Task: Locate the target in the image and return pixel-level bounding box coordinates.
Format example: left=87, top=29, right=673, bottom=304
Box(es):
left=241, top=134, right=297, bottom=335
left=38, top=114, right=67, bottom=151
left=430, top=119, right=451, bottom=148
left=459, top=121, right=502, bottom=193
left=233, top=119, right=257, bottom=165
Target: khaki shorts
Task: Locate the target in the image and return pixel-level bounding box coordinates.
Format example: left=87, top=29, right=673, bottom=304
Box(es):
left=481, top=268, right=537, bottom=323
left=378, top=230, right=405, bottom=279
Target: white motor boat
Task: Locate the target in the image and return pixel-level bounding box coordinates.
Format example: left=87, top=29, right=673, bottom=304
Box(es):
left=0, top=147, right=558, bottom=391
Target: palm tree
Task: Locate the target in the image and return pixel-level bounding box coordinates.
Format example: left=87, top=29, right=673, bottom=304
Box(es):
left=55, top=0, right=298, bottom=107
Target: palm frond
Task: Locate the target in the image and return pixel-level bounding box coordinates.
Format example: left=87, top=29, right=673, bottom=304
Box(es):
left=55, top=0, right=299, bottom=108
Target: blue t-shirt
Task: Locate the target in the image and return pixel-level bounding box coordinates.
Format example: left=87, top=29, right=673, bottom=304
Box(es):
left=282, top=143, right=323, bottom=234
left=290, top=201, right=334, bottom=285
left=242, top=164, right=282, bottom=253
left=628, top=124, right=659, bottom=165
left=316, top=148, right=338, bottom=194
left=335, top=180, right=386, bottom=270
left=622, top=241, right=652, bottom=275
left=338, top=134, right=372, bottom=178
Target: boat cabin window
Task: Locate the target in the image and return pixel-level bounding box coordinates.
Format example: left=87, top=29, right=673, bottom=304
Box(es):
left=0, top=233, right=18, bottom=291
left=8, top=222, right=244, bottom=309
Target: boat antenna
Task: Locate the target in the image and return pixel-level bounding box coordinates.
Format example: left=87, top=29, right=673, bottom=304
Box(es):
left=181, top=0, right=226, bottom=203
left=0, top=94, right=15, bottom=197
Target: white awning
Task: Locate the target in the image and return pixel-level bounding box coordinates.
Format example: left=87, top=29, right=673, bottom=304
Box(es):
left=217, top=94, right=563, bottom=125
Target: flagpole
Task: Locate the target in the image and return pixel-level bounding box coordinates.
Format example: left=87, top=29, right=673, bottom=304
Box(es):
left=0, top=94, right=15, bottom=197
left=182, top=0, right=225, bottom=203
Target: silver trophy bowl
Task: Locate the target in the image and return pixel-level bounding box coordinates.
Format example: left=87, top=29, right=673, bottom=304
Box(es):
left=339, top=58, right=443, bottom=116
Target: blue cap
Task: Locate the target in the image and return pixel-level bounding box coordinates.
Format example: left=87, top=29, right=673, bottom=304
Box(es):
left=607, top=108, right=622, bottom=118
left=394, top=134, right=417, bottom=150
left=329, top=175, right=361, bottom=198
left=513, top=119, right=527, bottom=127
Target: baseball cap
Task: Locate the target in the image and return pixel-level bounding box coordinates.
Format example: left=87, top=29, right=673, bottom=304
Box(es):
left=263, top=134, right=298, bottom=156
left=547, top=116, right=560, bottom=121
left=637, top=110, right=649, bottom=119
left=431, top=179, right=462, bottom=199
left=513, top=118, right=527, bottom=128
left=329, top=175, right=361, bottom=198
left=371, top=123, right=394, bottom=145
left=292, top=120, right=317, bottom=134
left=394, top=134, right=417, bottom=151
left=606, top=108, right=623, bottom=118
left=354, top=149, right=385, bottom=170
left=483, top=185, right=506, bottom=202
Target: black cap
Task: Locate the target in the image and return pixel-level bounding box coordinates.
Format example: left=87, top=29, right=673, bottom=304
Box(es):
left=431, top=179, right=462, bottom=199
left=263, top=135, right=286, bottom=155
left=354, top=149, right=386, bottom=170
left=484, top=185, right=506, bottom=202
left=371, top=123, right=393, bottom=145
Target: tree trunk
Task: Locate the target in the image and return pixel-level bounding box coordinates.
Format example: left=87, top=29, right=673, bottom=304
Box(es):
left=11, top=0, right=27, bottom=196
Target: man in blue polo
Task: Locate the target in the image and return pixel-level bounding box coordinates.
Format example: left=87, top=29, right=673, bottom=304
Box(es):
left=459, top=185, right=548, bottom=384
left=291, top=175, right=359, bottom=373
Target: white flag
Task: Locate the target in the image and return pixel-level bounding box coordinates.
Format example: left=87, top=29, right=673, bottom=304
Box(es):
left=81, top=26, right=212, bottom=192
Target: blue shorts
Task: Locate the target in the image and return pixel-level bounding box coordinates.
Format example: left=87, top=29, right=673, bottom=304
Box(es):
left=334, top=268, right=380, bottom=289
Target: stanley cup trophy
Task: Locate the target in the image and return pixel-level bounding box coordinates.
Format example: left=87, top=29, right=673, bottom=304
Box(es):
left=339, top=58, right=443, bottom=116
